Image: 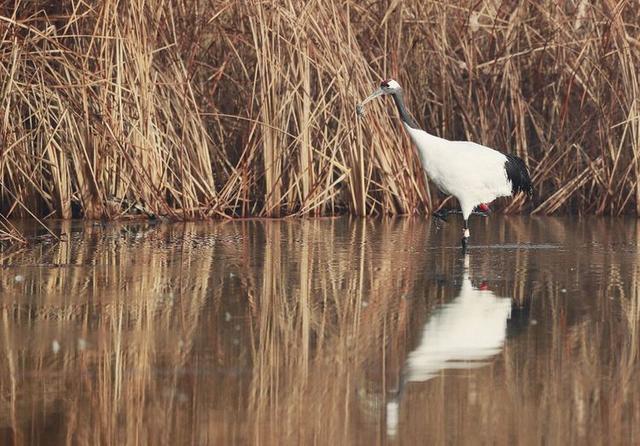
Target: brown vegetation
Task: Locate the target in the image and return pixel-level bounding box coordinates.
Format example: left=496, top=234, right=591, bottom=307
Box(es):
left=1, top=0, right=640, bottom=227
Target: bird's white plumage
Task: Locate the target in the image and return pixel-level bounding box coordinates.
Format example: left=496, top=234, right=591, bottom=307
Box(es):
left=384, top=79, right=401, bottom=90
left=403, top=123, right=513, bottom=219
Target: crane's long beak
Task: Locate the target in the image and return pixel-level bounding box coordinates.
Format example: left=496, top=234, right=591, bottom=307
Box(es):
left=361, top=87, right=385, bottom=106
left=356, top=87, right=384, bottom=116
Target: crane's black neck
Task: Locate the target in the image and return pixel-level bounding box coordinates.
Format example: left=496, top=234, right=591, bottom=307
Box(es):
left=391, top=91, right=420, bottom=130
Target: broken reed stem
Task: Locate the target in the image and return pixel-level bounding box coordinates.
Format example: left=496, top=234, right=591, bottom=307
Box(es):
left=0, top=0, right=639, bottom=224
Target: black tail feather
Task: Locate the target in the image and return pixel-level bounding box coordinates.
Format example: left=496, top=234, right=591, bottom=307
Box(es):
left=504, top=154, right=533, bottom=197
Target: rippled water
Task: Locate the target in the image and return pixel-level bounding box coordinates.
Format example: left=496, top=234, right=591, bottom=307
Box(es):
left=1, top=217, right=639, bottom=445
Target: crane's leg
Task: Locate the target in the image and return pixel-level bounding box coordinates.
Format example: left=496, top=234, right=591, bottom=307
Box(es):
left=461, top=219, right=470, bottom=253
left=459, top=203, right=474, bottom=253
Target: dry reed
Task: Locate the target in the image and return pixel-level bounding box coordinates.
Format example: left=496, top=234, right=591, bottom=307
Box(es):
left=1, top=0, right=639, bottom=225
left=0, top=215, right=23, bottom=244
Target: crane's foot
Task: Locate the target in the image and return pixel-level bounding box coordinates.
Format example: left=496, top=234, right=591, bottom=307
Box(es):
left=461, top=236, right=468, bottom=253
left=432, top=209, right=448, bottom=222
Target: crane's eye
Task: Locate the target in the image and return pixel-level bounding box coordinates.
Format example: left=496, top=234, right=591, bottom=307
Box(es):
left=380, top=80, right=390, bottom=88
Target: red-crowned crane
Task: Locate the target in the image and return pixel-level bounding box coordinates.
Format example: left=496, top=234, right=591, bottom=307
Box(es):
left=357, top=79, right=533, bottom=251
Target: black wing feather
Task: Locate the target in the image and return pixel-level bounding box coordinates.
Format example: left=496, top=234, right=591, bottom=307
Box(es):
left=504, top=154, right=533, bottom=197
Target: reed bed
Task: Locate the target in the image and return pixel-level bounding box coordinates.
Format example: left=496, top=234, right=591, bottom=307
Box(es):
left=1, top=0, right=639, bottom=224
left=0, top=216, right=23, bottom=244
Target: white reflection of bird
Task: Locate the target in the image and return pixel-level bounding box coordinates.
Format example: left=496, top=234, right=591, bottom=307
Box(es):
left=386, top=256, right=513, bottom=437
left=357, top=79, right=533, bottom=251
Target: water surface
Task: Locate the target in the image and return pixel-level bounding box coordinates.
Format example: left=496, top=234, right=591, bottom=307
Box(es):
left=1, top=217, right=639, bottom=445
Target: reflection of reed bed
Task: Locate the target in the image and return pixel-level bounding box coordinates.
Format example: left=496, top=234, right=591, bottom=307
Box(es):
left=0, top=218, right=440, bottom=444
left=244, top=217, right=640, bottom=445
left=1, top=218, right=639, bottom=444
left=244, top=218, right=452, bottom=444
left=393, top=291, right=640, bottom=445
left=390, top=219, right=640, bottom=445
left=0, top=222, right=242, bottom=444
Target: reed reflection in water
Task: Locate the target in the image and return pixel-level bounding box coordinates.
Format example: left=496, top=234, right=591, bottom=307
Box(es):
left=0, top=217, right=639, bottom=445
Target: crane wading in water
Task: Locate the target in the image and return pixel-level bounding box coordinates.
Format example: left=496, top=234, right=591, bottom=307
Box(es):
left=357, top=79, right=533, bottom=251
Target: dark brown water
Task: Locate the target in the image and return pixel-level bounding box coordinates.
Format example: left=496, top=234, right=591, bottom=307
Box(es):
left=1, top=217, right=639, bottom=445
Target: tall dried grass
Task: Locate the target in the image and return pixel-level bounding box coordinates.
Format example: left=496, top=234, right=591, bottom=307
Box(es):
left=0, top=215, right=23, bottom=244
left=1, top=0, right=639, bottom=223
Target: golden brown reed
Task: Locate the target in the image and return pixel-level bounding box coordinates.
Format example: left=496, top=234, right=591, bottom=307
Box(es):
left=0, top=217, right=24, bottom=244
left=1, top=217, right=639, bottom=445
left=1, top=0, right=639, bottom=227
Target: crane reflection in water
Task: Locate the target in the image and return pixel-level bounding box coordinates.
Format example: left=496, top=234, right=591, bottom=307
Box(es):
left=386, top=255, right=530, bottom=437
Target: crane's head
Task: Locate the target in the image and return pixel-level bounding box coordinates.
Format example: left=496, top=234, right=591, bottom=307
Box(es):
left=379, top=79, right=402, bottom=93
left=356, top=79, right=401, bottom=116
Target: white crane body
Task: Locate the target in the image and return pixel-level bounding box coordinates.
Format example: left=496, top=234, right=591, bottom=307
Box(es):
left=358, top=79, right=533, bottom=250
left=403, top=123, right=514, bottom=219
